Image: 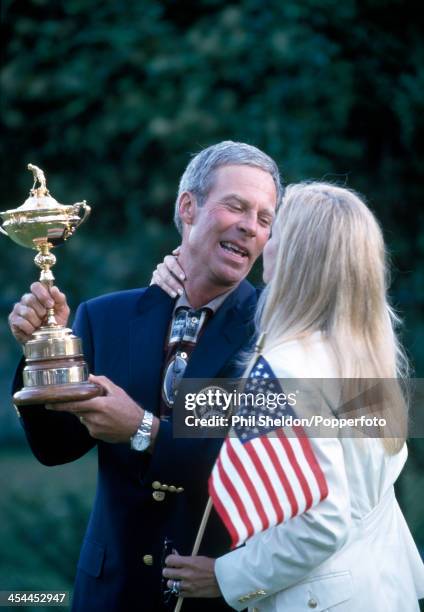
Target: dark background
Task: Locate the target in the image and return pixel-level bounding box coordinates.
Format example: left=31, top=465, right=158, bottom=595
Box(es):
left=1, top=0, right=423, bottom=605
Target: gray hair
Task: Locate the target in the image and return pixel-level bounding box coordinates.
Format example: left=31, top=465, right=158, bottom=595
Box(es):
left=174, top=140, right=283, bottom=234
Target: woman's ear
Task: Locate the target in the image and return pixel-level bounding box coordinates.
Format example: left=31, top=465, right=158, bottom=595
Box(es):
left=178, top=192, right=197, bottom=227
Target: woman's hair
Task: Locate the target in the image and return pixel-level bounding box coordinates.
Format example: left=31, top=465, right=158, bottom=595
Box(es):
left=254, top=181, right=409, bottom=453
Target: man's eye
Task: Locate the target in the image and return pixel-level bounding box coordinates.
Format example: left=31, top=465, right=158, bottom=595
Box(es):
left=259, top=217, right=272, bottom=226
left=227, top=203, right=242, bottom=211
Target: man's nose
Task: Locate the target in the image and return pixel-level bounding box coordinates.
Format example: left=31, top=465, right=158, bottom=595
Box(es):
left=238, top=213, right=257, bottom=237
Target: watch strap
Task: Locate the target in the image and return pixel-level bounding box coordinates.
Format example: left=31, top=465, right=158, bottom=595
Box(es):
left=130, top=410, right=153, bottom=451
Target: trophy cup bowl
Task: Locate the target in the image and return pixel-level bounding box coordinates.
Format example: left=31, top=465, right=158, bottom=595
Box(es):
left=0, top=164, right=103, bottom=406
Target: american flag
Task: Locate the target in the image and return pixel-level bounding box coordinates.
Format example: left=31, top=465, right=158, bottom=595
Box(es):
left=208, top=356, right=329, bottom=549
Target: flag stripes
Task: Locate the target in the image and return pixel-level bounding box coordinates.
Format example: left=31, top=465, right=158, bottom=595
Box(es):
left=208, top=356, right=329, bottom=549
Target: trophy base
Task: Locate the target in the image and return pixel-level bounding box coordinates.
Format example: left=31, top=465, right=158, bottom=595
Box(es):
left=13, top=382, right=103, bottom=406
left=14, top=324, right=103, bottom=407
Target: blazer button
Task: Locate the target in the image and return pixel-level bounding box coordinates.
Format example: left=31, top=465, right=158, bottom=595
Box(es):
left=142, top=554, right=153, bottom=566
left=176, top=487, right=184, bottom=493
left=168, top=485, right=177, bottom=493
left=152, top=491, right=166, bottom=501
left=308, top=597, right=318, bottom=608
left=152, top=481, right=161, bottom=490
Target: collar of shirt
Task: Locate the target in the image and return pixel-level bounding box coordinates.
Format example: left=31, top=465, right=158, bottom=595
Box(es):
left=172, top=285, right=238, bottom=316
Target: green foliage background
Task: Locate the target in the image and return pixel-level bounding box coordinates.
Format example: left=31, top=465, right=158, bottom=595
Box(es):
left=1, top=0, right=423, bottom=605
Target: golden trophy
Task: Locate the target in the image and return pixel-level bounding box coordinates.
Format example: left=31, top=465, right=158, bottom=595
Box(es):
left=0, top=164, right=102, bottom=406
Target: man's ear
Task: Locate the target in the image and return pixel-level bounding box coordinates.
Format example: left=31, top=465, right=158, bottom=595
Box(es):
left=178, top=192, right=197, bottom=227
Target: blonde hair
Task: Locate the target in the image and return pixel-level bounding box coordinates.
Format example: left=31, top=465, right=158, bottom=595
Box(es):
left=254, top=182, right=409, bottom=453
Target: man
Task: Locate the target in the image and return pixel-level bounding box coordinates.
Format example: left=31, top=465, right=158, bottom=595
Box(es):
left=8, top=141, right=281, bottom=611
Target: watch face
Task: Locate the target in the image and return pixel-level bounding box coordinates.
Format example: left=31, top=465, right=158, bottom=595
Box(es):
left=132, top=433, right=149, bottom=452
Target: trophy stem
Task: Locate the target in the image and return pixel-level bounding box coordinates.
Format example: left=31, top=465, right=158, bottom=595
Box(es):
left=34, top=241, right=58, bottom=327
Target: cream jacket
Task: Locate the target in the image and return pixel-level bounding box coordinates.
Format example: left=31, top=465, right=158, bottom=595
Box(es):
left=215, top=333, right=424, bottom=611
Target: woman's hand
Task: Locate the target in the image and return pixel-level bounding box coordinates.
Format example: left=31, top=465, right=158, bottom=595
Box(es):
left=163, top=553, right=222, bottom=598
left=150, top=247, right=186, bottom=298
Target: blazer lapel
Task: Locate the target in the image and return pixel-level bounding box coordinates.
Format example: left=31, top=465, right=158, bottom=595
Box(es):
left=128, top=285, right=175, bottom=415
left=184, top=281, right=256, bottom=379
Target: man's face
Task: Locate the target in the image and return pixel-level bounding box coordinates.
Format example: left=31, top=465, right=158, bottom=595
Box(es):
left=182, top=165, right=277, bottom=289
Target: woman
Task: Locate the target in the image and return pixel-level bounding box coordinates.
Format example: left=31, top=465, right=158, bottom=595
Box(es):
left=157, top=182, right=424, bottom=610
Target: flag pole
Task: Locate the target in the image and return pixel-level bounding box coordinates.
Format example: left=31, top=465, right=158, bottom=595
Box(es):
left=191, top=496, right=213, bottom=555
left=173, top=497, right=213, bottom=612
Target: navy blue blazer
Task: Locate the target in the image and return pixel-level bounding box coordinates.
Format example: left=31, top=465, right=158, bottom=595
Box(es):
left=15, top=281, right=258, bottom=612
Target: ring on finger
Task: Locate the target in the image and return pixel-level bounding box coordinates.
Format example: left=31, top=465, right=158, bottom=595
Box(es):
left=171, top=579, right=181, bottom=596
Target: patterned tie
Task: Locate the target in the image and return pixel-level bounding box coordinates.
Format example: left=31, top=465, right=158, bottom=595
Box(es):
left=160, top=307, right=211, bottom=419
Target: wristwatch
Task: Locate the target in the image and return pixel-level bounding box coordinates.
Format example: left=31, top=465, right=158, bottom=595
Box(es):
left=130, top=410, right=154, bottom=452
